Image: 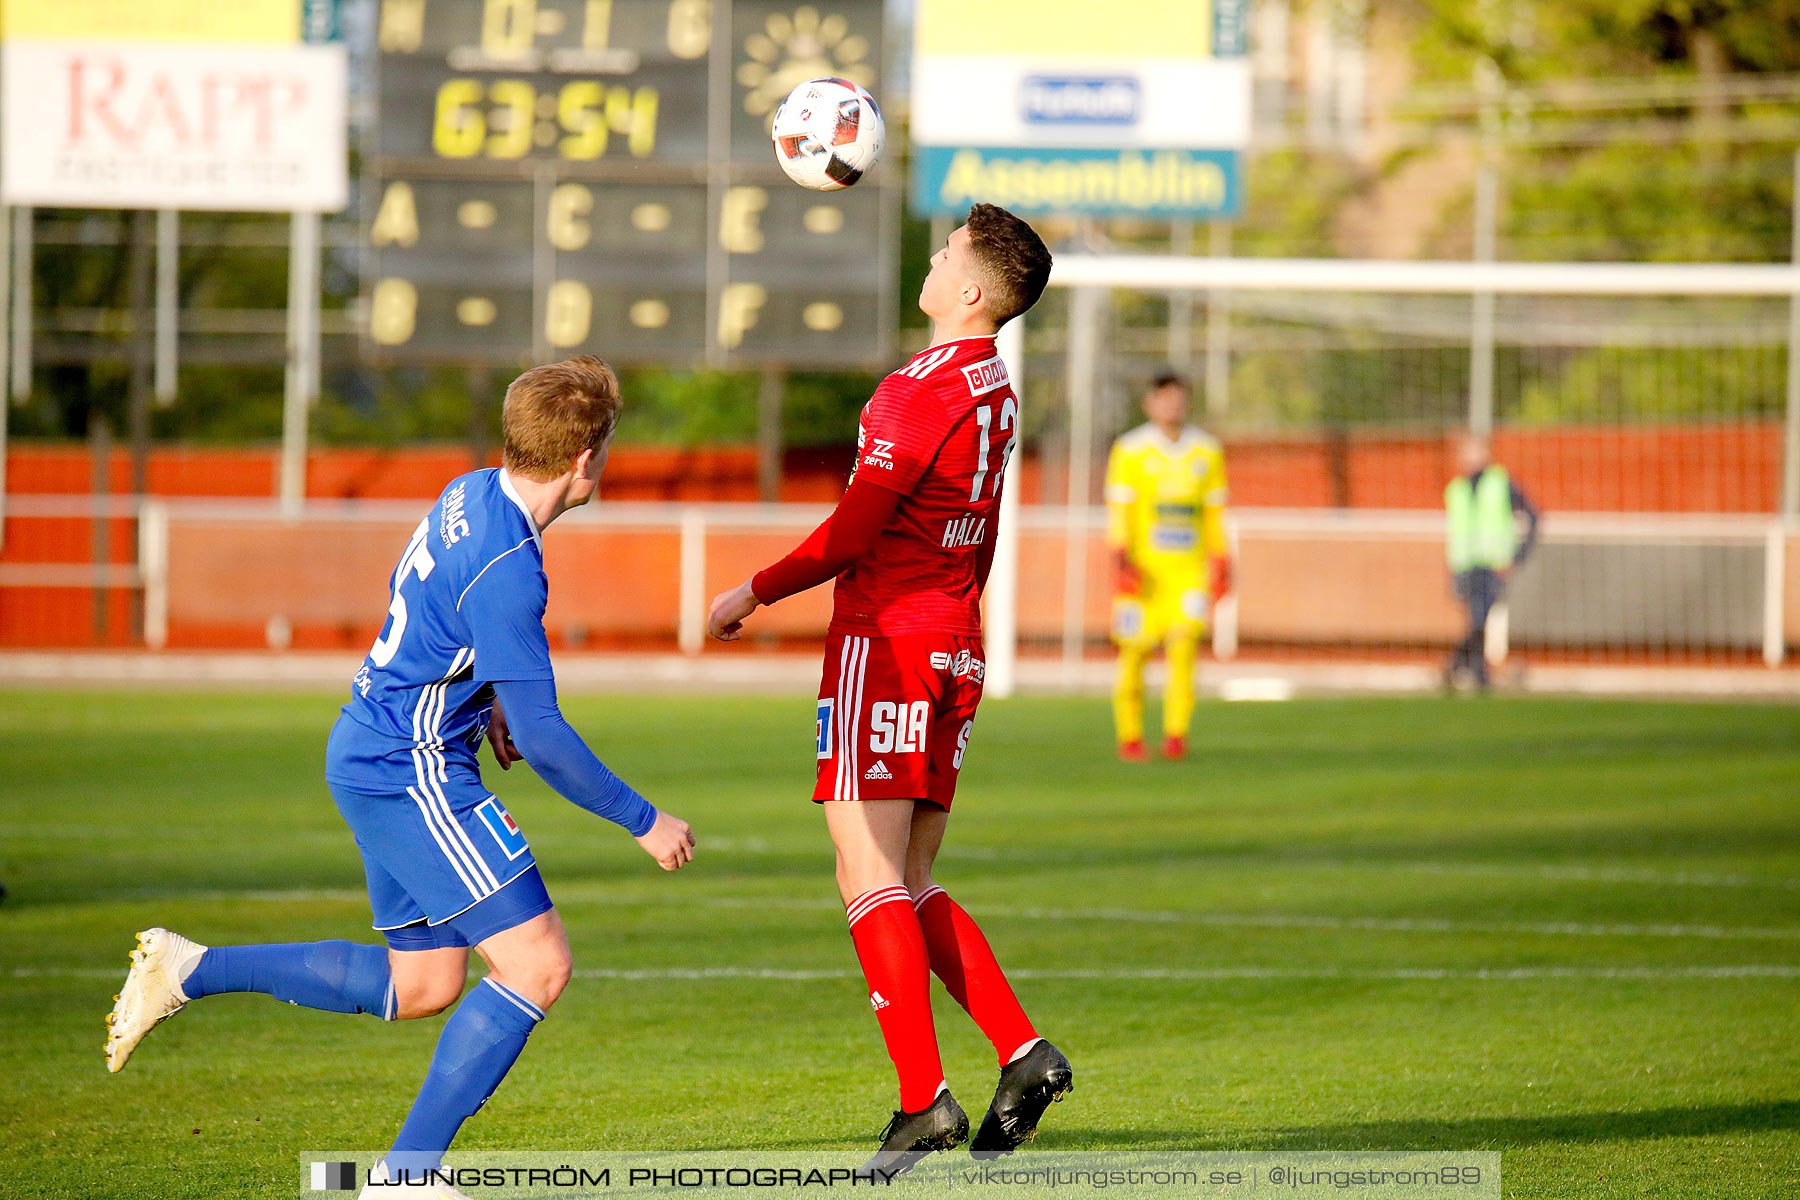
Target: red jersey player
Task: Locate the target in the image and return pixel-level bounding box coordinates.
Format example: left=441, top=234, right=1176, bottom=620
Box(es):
left=708, top=203, right=1068, bottom=1173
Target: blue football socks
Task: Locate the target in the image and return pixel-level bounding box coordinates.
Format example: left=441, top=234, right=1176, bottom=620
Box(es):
left=182, top=940, right=394, bottom=1020
left=386, top=978, right=544, bottom=1174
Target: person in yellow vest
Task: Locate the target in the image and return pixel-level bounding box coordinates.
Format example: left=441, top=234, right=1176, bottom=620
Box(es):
left=1105, top=372, right=1232, bottom=762
left=1444, top=432, right=1539, bottom=692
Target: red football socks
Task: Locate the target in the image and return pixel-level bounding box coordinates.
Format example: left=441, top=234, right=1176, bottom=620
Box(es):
left=912, top=885, right=1038, bottom=1066
left=846, top=885, right=946, bottom=1112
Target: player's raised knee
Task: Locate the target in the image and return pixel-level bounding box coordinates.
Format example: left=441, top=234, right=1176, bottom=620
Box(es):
left=494, top=948, right=571, bottom=1011
left=394, top=975, right=465, bottom=1020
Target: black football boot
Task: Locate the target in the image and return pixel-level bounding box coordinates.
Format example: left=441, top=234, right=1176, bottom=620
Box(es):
left=969, top=1040, right=1073, bottom=1158
left=858, top=1090, right=969, bottom=1180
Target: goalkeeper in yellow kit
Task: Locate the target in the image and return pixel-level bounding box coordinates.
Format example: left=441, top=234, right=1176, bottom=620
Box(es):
left=1104, top=372, right=1232, bottom=762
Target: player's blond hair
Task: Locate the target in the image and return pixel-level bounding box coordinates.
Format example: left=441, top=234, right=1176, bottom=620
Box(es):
left=965, top=203, right=1053, bottom=327
left=501, top=356, right=623, bottom=480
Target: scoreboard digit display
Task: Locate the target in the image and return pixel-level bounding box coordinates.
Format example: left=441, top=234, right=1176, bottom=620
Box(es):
left=366, top=0, right=894, bottom=366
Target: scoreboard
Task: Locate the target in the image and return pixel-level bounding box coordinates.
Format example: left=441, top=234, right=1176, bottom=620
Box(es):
left=366, top=0, right=895, bottom=366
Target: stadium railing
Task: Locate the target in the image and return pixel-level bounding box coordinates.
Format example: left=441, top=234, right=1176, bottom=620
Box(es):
left=1, top=496, right=1789, bottom=682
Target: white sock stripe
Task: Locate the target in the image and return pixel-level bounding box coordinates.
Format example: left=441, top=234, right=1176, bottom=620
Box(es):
left=481, top=977, right=546, bottom=1022
left=911, top=885, right=947, bottom=910
left=383, top=982, right=397, bottom=1021
left=846, top=890, right=908, bottom=926
left=846, top=885, right=912, bottom=927
left=846, top=895, right=906, bottom=929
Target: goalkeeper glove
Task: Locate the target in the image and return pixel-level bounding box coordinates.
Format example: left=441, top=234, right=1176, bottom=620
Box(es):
left=1209, top=556, right=1233, bottom=603
left=1113, top=550, right=1142, bottom=596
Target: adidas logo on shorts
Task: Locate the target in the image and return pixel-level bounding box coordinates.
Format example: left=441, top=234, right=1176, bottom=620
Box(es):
left=863, top=759, right=894, bottom=781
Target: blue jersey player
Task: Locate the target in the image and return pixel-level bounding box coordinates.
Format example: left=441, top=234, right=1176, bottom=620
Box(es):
left=104, top=357, right=695, bottom=1194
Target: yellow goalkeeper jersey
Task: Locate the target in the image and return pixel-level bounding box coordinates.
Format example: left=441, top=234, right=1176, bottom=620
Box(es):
left=1104, top=423, right=1230, bottom=579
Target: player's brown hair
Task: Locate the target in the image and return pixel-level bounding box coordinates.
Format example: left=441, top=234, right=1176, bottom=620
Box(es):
left=965, top=203, right=1053, bottom=327
left=501, top=356, right=623, bottom=480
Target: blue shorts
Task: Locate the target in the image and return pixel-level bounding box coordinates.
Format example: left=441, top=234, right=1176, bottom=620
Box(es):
left=329, top=773, right=552, bottom=951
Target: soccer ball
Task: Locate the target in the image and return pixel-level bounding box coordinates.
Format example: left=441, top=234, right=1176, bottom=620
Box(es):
left=770, top=78, right=884, bottom=191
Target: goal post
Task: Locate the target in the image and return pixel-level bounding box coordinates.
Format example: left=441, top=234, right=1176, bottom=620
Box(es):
left=982, top=253, right=1800, bottom=693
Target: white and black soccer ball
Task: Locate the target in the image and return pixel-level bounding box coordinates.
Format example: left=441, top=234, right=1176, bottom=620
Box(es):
left=770, top=77, right=884, bottom=191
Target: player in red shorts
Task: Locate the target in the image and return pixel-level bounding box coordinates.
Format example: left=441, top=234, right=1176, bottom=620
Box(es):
left=708, top=203, right=1070, bottom=1172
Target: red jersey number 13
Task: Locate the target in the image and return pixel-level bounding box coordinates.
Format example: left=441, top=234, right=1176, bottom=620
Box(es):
left=970, top=396, right=1019, bottom=503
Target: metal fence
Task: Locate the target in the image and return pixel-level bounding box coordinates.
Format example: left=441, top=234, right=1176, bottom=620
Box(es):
left=1, top=497, right=1791, bottom=687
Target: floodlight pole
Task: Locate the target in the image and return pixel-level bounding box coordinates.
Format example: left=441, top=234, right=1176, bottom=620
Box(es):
left=1062, top=286, right=1103, bottom=683
left=988, top=320, right=1026, bottom=699
left=0, top=205, right=9, bottom=553
left=1168, top=221, right=1194, bottom=372
left=280, top=210, right=321, bottom=517
left=1783, top=148, right=1800, bottom=519
left=1469, top=163, right=1498, bottom=437
left=1205, top=221, right=1232, bottom=419
left=10, top=206, right=30, bottom=403
left=154, top=209, right=179, bottom=406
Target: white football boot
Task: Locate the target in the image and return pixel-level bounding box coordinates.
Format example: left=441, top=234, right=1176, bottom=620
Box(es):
left=104, top=927, right=207, bottom=1072
left=358, top=1163, right=475, bottom=1199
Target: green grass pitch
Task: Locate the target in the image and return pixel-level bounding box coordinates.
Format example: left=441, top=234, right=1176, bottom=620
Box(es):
left=1, top=689, right=1797, bottom=1198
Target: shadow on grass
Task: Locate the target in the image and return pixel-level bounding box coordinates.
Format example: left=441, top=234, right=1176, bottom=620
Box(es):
left=1039, top=1098, right=1800, bottom=1151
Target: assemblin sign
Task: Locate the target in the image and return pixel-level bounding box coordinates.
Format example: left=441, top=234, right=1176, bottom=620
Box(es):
left=920, top=146, right=1236, bottom=217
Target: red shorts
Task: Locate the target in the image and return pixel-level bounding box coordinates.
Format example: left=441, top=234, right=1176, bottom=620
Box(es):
left=813, top=631, right=986, bottom=811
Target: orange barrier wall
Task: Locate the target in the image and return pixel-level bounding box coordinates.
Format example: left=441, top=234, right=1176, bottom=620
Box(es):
left=147, top=521, right=839, bottom=653
left=3, top=423, right=1780, bottom=509
left=0, top=422, right=1782, bottom=649
left=128, top=517, right=1769, bottom=656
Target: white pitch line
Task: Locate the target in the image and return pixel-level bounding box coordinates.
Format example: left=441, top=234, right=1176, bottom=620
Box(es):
left=1401, top=862, right=1800, bottom=891
left=22, top=839, right=1793, bottom=893
left=982, top=905, right=1800, bottom=942
left=34, top=888, right=1800, bottom=941
left=13, top=965, right=1800, bottom=983
left=566, top=965, right=1800, bottom=982
left=599, top=896, right=1800, bottom=941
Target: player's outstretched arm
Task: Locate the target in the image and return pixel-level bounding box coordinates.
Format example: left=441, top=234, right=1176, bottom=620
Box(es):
left=707, top=476, right=902, bottom=641
left=489, top=677, right=695, bottom=870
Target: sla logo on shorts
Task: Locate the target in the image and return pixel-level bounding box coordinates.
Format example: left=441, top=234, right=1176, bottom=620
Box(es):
left=476, top=797, right=530, bottom=861
left=816, top=698, right=835, bottom=760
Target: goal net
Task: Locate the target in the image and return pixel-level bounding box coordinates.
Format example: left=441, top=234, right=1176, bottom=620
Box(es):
left=984, top=254, right=1800, bottom=691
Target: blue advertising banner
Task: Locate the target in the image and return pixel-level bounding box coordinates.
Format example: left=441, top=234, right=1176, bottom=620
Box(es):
left=913, top=146, right=1240, bottom=219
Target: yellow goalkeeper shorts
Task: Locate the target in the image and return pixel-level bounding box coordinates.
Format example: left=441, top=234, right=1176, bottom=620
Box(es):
left=1111, top=573, right=1209, bottom=649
